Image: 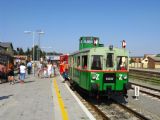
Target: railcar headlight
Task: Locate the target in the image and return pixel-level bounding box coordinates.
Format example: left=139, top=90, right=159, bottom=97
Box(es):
left=92, top=74, right=97, bottom=80
left=123, top=75, right=127, bottom=80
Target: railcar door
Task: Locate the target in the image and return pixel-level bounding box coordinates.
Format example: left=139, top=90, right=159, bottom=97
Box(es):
left=90, top=55, right=103, bottom=91
left=103, top=53, right=115, bottom=91
left=80, top=55, right=89, bottom=90
left=116, top=56, right=129, bottom=90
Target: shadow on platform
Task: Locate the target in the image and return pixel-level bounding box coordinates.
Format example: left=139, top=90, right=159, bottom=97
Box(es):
left=24, top=80, right=35, bottom=84
left=0, top=95, right=13, bottom=100
left=14, top=80, right=35, bottom=84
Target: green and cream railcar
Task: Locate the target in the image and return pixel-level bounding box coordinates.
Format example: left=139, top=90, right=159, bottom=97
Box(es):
left=68, top=37, right=130, bottom=97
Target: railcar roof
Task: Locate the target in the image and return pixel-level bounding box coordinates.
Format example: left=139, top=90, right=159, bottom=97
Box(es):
left=69, top=49, right=90, bottom=56
left=69, top=47, right=129, bottom=56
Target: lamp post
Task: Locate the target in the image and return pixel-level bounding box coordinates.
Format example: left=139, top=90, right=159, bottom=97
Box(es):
left=37, top=30, right=45, bottom=61
left=24, top=31, right=35, bottom=76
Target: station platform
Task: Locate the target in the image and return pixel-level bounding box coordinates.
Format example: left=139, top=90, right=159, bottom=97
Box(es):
left=52, top=75, right=94, bottom=120
left=0, top=71, right=95, bottom=120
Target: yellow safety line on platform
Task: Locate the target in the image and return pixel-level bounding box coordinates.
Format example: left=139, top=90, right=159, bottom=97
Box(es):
left=53, top=79, right=69, bottom=120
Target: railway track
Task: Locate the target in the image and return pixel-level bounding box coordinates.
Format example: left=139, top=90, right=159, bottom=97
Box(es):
left=130, top=82, right=160, bottom=99
left=67, top=82, right=151, bottom=120
left=73, top=90, right=110, bottom=120
left=112, top=99, right=151, bottom=120
left=129, top=69, right=160, bottom=84
left=78, top=92, right=151, bottom=120
left=129, top=74, right=160, bottom=84
left=129, top=69, right=160, bottom=77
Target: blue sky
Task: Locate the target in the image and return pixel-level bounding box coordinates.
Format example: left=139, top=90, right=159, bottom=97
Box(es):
left=0, top=0, right=160, bottom=56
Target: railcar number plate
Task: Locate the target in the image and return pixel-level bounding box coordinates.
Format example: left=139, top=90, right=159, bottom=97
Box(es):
left=103, top=73, right=116, bottom=83
left=105, top=77, right=114, bottom=81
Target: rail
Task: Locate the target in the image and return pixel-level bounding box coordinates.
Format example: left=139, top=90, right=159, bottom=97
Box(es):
left=129, top=69, right=160, bottom=84
left=112, top=99, right=151, bottom=120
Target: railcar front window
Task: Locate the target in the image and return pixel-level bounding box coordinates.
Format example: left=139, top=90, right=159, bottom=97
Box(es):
left=106, top=53, right=114, bottom=67
left=117, top=56, right=128, bottom=70
left=91, top=55, right=102, bottom=70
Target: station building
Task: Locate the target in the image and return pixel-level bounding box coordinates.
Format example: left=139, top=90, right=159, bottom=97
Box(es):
left=148, top=56, right=160, bottom=69
left=0, top=42, right=14, bottom=56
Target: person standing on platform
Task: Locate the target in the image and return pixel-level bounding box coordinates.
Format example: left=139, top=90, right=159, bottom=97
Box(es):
left=51, top=63, right=54, bottom=77
left=47, top=61, right=52, bottom=78
left=8, top=63, right=15, bottom=85
left=19, top=63, right=26, bottom=84
left=43, top=64, right=48, bottom=78
left=27, top=61, right=32, bottom=75
left=0, top=63, right=6, bottom=83
left=60, top=62, right=67, bottom=82
left=53, top=62, right=57, bottom=76
left=37, top=62, right=42, bottom=77
left=59, top=61, right=65, bottom=75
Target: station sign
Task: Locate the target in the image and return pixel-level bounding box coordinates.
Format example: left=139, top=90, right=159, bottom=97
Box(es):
left=134, top=86, right=140, bottom=100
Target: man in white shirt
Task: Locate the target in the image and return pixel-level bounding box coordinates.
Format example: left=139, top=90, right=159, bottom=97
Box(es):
left=19, top=63, right=26, bottom=83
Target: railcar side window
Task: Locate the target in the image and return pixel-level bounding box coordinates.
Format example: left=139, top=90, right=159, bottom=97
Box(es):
left=82, top=55, right=88, bottom=69
left=117, top=56, right=128, bottom=70
left=77, top=56, right=80, bottom=68
left=71, top=57, right=73, bottom=64
left=106, top=53, right=114, bottom=67
left=91, top=55, right=102, bottom=70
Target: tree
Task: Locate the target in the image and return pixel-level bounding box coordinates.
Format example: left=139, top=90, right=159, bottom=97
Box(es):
left=129, top=58, right=134, bottom=64
left=30, top=45, right=38, bottom=60
left=156, top=54, right=160, bottom=57
left=15, top=47, right=24, bottom=55
left=19, top=48, right=24, bottom=55
left=41, top=51, right=46, bottom=58
left=13, top=49, right=18, bottom=55
left=24, top=48, right=31, bottom=56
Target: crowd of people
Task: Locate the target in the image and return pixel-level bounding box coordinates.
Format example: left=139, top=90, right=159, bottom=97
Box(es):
left=37, top=61, right=57, bottom=78
left=0, top=59, right=58, bottom=85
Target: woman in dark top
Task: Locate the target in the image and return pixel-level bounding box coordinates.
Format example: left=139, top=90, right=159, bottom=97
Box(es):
left=8, top=64, right=15, bottom=85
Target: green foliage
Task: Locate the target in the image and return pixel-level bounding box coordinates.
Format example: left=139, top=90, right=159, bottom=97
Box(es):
left=25, top=48, right=31, bottom=55
left=156, top=54, right=160, bottom=57
left=15, top=47, right=24, bottom=55
left=13, top=49, right=18, bottom=55
left=14, top=45, right=61, bottom=60
left=129, top=59, right=134, bottom=64
left=19, top=48, right=24, bottom=55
